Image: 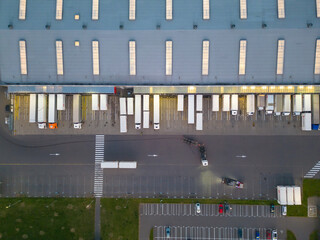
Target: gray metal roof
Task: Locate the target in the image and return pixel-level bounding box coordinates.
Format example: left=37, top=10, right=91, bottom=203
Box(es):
left=0, top=0, right=319, bottom=86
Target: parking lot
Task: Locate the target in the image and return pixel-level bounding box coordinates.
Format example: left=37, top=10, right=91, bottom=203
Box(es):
left=140, top=203, right=283, bottom=218
left=11, top=94, right=315, bottom=135
left=153, top=226, right=283, bottom=240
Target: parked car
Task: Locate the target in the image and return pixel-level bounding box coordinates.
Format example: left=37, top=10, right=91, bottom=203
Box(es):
left=266, top=229, right=271, bottom=239
left=270, top=203, right=275, bottom=213
left=281, top=205, right=287, bottom=216
left=255, top=230, right=260, bottom=239
left=5, top=105, right=10, bottom=112
left=224, top=202, right=232, bottom=214
left=166, top=227, right=170, bottom=238
left=219, top=204, right=224, bottom=214
left=196, top=203, right=201, bottom=214
left=272, top=229, right=278, bottom=240
left=238, top=228, right=243, bottom=239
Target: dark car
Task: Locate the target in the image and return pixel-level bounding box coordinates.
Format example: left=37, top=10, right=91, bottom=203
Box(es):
left=224, top=202, right=232, bottom=214
left=219, top=204, right=224, bottom=214
left=255, top=230, right=260, bottom=239
left=5, top=105, right=10, bottom=112
left=238, top=228, right=243, bottom=239
left=166, top=227, right=170, bottom=238
left=270, top=203, right=275, bottom=213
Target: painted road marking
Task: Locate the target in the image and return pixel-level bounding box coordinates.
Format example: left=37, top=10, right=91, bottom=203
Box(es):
left=94, top=135, right=104, bottom=197
left=304, top=161, right=320, bottom=178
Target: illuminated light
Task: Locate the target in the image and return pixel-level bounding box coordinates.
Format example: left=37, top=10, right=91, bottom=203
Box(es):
left=166, top=0, right=172, bottom=20
left=317, top=0, right=320, bottom=18
left=166, top=41, right=172, bottom=76
left=299, top=86, right=304, bottom=89
left=203, top=0, right=210, bottom=20
left=239, top=40, right=247, bottom=75
left=56, top=0, right=63, bottom=20
left=277, top=0, right=285, bottom=19
left=270, top=86, right=276, bottom=89
left=74, top=41, right=80, bottom=47
left=92, top=0, right=99, bottom=20
left=129, top=41, right=136, bottom=75
left=19, top=0, right=27, bottom=20
left=242, top=86, right=248, bottom=90
left=129, top=0, right=136, bottom=20
left=315, top=39, right=320, bottom=74
left=74, top=14, right=80, bottom=20
left=276, top=40, right=285, bottom=75
left=308, top=86, right=313, bottom=89
left=202, top=40, right=209, bottom=75
left=279, top=86, right=284, bottom=89
left=92, top=40, right=100, bottom=75
left=262, top=86, right=267, bottom=90
left=56, top=40, right=64, bottom=75
left=250, top=86, right=255, bottom=90
left=19, top=40, right=27, bottom=75
left=240, top=0, right=247, bottom=20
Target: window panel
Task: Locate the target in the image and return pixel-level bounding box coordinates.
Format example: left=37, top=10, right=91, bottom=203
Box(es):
left=56, top=0, right=63, bottom=20
left=240, top=0, right=247, bottom=19
left=239, top=40, right=247, bottom=75
left=166, top=41, right=172, bottom=76
left=166, top=0, right=172, bottom=20
left=315, top=39, right=320, bottom=74
left=56, top=40, right=64, bottom=75
left=203, top=0, right=210, bottom=20
left=317, top=0, right=320, bottom=18
left=276, top=40, right=285, bottom=75
left=202, top=40, right=209, bottom=76
left=19, top=40, right=27, bottom=75
left=19, top=0, right=27, bottom=20
left=278, top=0, right=285, bottom=19
left=92, top=0, right=99, bottom=20
left=129, top=0, right=136, bottom=20
left=92, top=41, right=100, bottom=75
left=129, top=41, right=136, bottom=75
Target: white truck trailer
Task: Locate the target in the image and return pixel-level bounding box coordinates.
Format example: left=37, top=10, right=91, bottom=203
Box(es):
left=303, top=94, right=312, bottom=112
left=57, top=94, right=66, bottom=111
left=73, top=94, right=82, bottom=129
left=277, top=186, right=287, bottom=205
left=37, top=94, right=47, bottom=129
left=196, top=95, right=203, bottom=112
left=301, top=113, right=312, bottom=131
left=119, top=97, right=127, bottom=115
left=274, top=95, right=283, bottom=116
left=127, top=97, right=134, bottom=115
left=196, top=113, right=203, bottom=130
left=134, top=95, right=142, bottom=129
left=101, top=161, right=119, bottom=169
left=222, top=94, right=230, bottom=112
left=188, top=95, right=195, bottom=124
left=312, top=94, right=319, bottom=125
left=120, top=115, right=127, bottom=133
left=257, top=95, right=265, bottom=111
left=231, top=94, right=238, bottom=115
left=266, top=95, right=274, bottom=115
left=92, top=94, right=99, bottom=111
left=293, top=94, right=302, bottom=115
left=29, top=94, right=36, bottom=123
left=153, top=95, right=160, bottom=129
left=246, top=94, right=255, bottom=115
left=177, top=95, right=184, bottom=111
left=118, top=161, right=137, bottom=169
left=143, top=111, right=149, bottom=128
left=212, top=95, right=219, bottom=112
left=100, top=94, right=108, bottom=110
left=143, top=95, right=149, bottom=111
left=287, top=187, right=294, bottom=205
left=48, top=94, right=57, bottom=129
left=283, top=95, right=291, bottom=116
left=293, top=186, right=302, bottom=205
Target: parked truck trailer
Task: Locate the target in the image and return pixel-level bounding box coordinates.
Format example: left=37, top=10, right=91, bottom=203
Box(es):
left=188, top=95, right=195, bottom=124
left=257, top=94, right=265, bottom=111
left=301, top=113, right=312, bottom=131
left=231, top=94, right=238, bottom=115
left=29, top=94, right=36, bottom=123
left=303, top=94, right=312, bottom=112
left=274, top=95, right=283, bottom=116
left=266, top=95, right=274, bottom=115
left=153, top=95, right=160, bottom=129
left=57, top=94, right=65, bottom=111
left=312, top=94, right=319, bottom=127
left=134, top=95, right=142, bottom=129
left=222, top=94, right=230, bottom=112
left=73, top=94, right=82, bottom=129
left=48, top=94, right=57, bottom=129
left=283, top=95, right=291, bottom=116
left=293, top=94, right=302, bottom=115
left=37, top=94, right=47, bottom=129
left=246, top=94, right=255, bottom=115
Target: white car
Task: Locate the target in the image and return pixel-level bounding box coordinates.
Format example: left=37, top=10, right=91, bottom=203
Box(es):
left=281, top=205, right=287, bottom=216
left=272, top=229, right=278, bottom=240
left=196, top=203, right=201, bottom=213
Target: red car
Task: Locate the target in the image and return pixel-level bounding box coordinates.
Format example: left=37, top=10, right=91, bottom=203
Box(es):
left=219, top=204, right=224, bottom=214
left=266, top=229, right=271, bottom=239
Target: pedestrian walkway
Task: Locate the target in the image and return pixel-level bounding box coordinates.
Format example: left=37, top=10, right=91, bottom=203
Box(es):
left=140, top=203, right=282, bottom=218
left=304, top=160, right=320, bottom=178
left=94, top=135, right=104, bottom=197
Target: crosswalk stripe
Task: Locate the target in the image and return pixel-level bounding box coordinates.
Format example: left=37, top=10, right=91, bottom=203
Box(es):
left=94, top=135, right=105, bottom=197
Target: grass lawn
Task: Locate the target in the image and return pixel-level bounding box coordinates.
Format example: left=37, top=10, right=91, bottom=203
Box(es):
left=288, top=179, right=320, bottom=216
left=100, top=198, right=276, bottom=240
left=0, top=198, right=95, bottom=240
left=287, top=230, right=296, bottom=240
left=309, top=230, right=319, bottom=240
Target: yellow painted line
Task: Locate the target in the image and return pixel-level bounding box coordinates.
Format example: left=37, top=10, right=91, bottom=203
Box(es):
left=0, top=163, right=94, bottom=166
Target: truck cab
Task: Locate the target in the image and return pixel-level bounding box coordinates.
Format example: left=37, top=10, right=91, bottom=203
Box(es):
left=49, top=123, right=58, bottom=129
